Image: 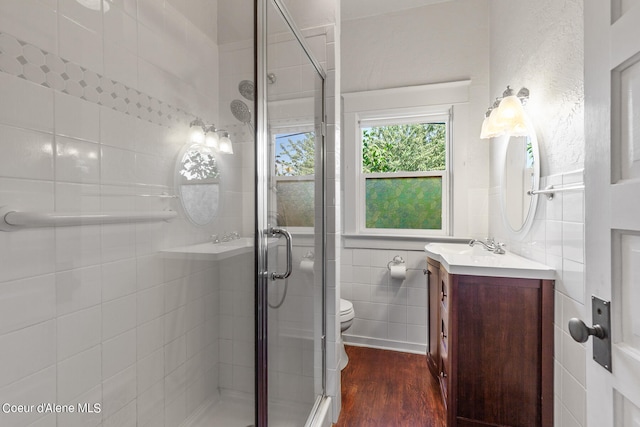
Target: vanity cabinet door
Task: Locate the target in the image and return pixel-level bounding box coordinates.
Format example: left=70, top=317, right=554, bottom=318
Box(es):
left=450, top=275, right=554, bottom=427
left=426, top=258, right=441, bottom=378
left=439, top=265, right=451, bottom=406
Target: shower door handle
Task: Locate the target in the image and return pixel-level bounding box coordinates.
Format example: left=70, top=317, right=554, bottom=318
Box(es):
left=270, top=227, right=293, bottom=280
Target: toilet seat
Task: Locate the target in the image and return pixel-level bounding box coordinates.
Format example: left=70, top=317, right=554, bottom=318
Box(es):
left=340, top=298, right=354, bottom=323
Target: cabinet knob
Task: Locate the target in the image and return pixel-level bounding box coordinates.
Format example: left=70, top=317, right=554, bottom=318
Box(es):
left=441, top=331, right=447, bottom=340
left=440, top=371, right=447, bottom=378
left=440, top=291, right=447, bottom=302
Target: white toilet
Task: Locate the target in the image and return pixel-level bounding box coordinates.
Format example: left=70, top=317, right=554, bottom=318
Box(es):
left=339, top=298, right=355, bottom=370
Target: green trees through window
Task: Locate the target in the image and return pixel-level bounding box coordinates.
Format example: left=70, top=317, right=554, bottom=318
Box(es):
left=361, top=122, right=447, bottom=231
left=362, top=123, right=446, bottom=173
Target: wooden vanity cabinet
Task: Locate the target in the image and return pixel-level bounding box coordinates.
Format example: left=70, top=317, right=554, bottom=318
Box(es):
left=426, top=258, right=554, bottom=427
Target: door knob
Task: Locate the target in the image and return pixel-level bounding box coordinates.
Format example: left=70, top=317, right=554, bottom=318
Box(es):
left=568, top=318, right=606, bottom=343
left=569, top=297, right=612, bottom=372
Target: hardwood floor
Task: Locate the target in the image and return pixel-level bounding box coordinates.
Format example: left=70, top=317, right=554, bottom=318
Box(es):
left=334, top=345, right=446, bottom=427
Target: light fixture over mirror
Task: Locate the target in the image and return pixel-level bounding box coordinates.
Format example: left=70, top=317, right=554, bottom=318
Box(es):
left=189, top=119, right=231, bottom=154
left=480, top=86, right=530, bottom=139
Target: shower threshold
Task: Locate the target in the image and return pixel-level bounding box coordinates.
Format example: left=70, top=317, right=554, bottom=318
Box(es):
left=181, top=391, right=311, bottom=427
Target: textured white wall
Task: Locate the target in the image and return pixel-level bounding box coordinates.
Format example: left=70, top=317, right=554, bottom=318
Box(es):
left=489, top=0, right=584, bottom=182
left=487, top=2, right=586, bottom=426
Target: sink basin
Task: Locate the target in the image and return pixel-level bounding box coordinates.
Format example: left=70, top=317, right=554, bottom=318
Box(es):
left=424, top=242, right=555, bottom=279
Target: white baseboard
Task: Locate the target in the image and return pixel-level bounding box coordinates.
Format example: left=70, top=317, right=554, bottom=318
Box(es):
left=305, top=395, right=332, bottom=427
left=343, top=334, right=427, bottom=355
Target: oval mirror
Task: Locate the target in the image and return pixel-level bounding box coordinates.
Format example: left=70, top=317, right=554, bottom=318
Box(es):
left=175, top=143, right=221, bottom=226
left=499, top=125, right=540, bottom=239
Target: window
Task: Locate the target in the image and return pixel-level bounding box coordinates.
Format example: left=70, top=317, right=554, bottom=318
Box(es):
left=343, top=81, right=469, bottom=237
left=356, top=114, right=450, bottom=235
left=361, top=119, right=447, bottom=231
left=273, top=131, right=315, bottom=228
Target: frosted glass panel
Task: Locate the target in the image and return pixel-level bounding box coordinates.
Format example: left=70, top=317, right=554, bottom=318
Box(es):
left=365, top=176, right=442, bottom=229
left=275, top=180, right=314, bottom=227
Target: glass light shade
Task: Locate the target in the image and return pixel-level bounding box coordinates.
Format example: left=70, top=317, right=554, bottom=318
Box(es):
left=484, top=108, right=505, bottom=138
left=190, top=128, right=205, bottom=145
left=495, top=95, right=527, bottom=134
left=509, top=119, right=530, bottom=137
left=205, top=132, right=219, bottom=149
left=219, top=135, right=233, bottom=154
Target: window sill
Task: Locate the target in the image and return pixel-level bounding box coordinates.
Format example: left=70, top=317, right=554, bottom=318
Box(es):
left=342, top=234, right=470, bottom=251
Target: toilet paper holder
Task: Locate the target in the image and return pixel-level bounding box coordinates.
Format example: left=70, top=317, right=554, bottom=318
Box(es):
left=387, top=255, right=405, bottom=270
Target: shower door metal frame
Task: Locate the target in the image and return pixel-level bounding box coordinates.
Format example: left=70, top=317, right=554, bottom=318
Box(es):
left=255, top=0, right=327, bottom=425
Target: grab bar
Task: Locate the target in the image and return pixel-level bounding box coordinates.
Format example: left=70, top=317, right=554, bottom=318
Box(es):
left=100, top=192, right=179, bottom=199
left=527, top=183, right=584, bottom=200
left=0, top=207, right=177, bottom=231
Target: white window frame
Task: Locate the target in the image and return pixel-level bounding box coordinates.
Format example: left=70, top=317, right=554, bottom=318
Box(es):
left=343, top=81, right=470, bottom=238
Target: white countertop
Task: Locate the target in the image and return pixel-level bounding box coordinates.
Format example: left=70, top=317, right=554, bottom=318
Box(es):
left=424, top=242, right=555, bottom=280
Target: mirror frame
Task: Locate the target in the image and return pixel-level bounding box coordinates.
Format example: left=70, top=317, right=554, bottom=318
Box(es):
left=498, top=121, right=540, bottom=240
left=174, top=142, right=222, bottom=227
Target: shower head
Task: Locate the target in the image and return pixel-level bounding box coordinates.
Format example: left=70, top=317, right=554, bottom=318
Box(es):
left=231, top=99, right=251, bottom=123
left=230, top=99, right=254, bottom=133
left=238, top=80, right=255, bottom=101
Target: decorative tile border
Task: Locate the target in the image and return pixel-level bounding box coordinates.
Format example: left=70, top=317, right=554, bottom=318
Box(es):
left=0, top=31, right=194, bottom=127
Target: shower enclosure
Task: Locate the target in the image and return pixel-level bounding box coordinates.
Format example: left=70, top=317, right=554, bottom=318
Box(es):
left=0, top=0, right=328, bottom=426
left=257, top=0, right=327, bottom=425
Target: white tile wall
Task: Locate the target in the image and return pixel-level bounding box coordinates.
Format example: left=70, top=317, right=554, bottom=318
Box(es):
left=341, top=248, right=428, bottom=353
left=0, top=3, right=340, bottom=427
left=491, top=170, right=587, bottom=427
left=0, top=1, right=237, bottom=426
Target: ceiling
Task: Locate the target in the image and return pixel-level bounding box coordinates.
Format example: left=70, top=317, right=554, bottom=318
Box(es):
left=341, top=0, right=454, bottom=21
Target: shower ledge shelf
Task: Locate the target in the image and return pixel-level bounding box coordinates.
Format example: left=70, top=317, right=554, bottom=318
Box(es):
left=162, top=237, right=254, bottom=261
left=162, top=237, right=278, bottom=261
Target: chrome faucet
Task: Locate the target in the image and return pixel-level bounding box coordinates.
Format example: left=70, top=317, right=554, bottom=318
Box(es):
left=469, top=237, right=506, bottom=254
left=221, top=231, right=240, bottom=242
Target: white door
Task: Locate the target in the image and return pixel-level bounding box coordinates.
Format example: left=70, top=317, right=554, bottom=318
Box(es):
left=584, top=2, right=640, bottom=426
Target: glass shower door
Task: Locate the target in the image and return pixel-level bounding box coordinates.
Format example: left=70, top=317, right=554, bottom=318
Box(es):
left=257, top=0, right=326, bottom=425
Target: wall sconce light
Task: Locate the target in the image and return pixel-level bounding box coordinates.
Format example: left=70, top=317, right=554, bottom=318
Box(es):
left=189, top=119, right=232, bottom=153
left=480, top=86, right=530, bottom=139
